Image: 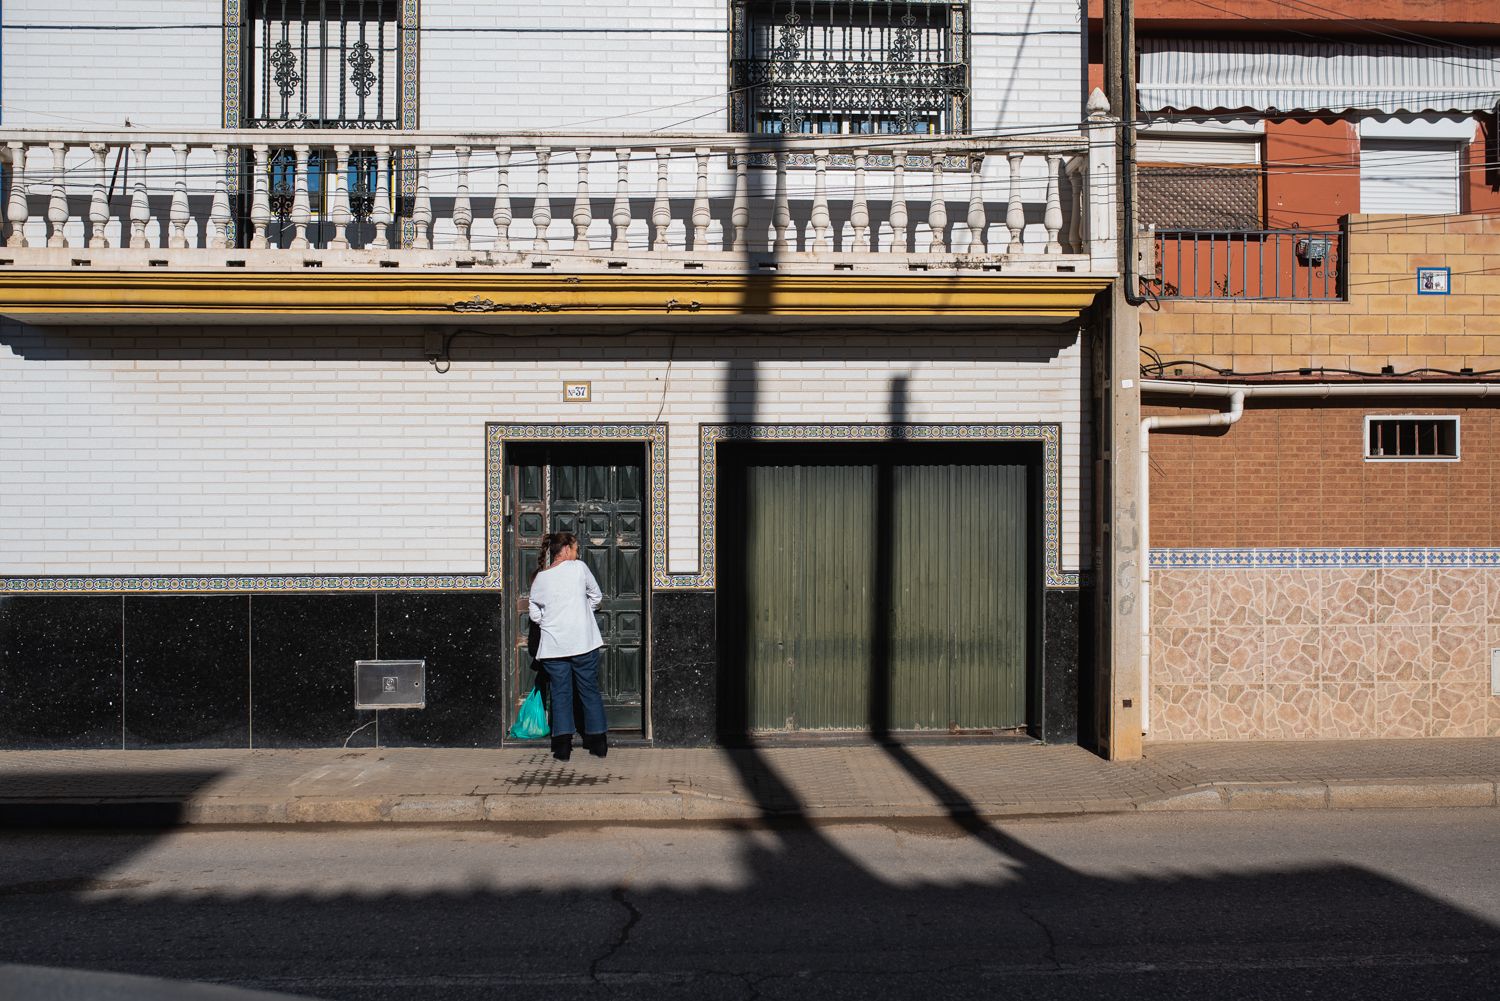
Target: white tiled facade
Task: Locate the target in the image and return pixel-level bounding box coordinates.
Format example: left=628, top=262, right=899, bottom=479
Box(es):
left=0, top=322, right=1089, bottom=578
left=0, top=2, right=1095, bottom=584
left=0, top=2, right=224, bottom=129
left=3, top=1, right=1088, bottom=133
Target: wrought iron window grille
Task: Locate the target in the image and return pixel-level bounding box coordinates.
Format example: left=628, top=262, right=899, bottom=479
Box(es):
left=730, top=1, right=970, bottom=142
left=244, top=0, right=402, bottom=130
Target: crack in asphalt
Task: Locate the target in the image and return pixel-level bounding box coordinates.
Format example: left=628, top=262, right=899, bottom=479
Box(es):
left=1018, top=900, right=1062, bottom=971
left=588, top=884, right=642, bottom=983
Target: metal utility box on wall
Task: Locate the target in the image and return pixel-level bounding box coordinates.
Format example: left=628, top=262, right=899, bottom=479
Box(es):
left=355, top=659, right=426, bottom=709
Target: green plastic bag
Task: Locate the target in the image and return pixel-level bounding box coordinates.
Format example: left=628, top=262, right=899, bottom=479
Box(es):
left=508, top=682, right=550, bottom=740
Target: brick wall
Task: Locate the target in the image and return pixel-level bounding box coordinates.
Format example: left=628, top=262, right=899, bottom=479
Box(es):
left=1148, top=403, right=1500, bottom=548
left=1141, top=213, right=1500, bottom=375
left=0, top=322, right=1090, bottom=578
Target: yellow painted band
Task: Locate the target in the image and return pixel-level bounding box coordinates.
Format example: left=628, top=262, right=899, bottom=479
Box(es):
left=0, top=271, right=1110, bottom=320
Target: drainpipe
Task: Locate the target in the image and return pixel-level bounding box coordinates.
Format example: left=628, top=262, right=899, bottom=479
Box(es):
left=1138, top=379, right=1500, bottom=735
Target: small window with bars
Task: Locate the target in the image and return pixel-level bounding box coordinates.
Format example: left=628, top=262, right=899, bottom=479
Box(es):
left=1365, top=416, right=1460, bottom=461
left=731, top=1, right=969, bottom=136
left=244, top=0, right=402, bottom=129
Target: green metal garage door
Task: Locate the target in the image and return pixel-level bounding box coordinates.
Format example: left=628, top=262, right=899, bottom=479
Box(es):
left=720, top=445, right=1032, bottom=734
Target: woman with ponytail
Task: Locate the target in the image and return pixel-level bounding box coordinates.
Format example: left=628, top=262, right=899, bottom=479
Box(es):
left=527, top=531, right=608, bottom=761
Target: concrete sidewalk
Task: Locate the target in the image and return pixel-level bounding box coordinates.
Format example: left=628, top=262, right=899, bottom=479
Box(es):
left=1, top=737, right=1498, bottom=826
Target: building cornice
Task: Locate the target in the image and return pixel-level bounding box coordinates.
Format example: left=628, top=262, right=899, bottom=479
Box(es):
left=0, top=272, right=1111, bottom=324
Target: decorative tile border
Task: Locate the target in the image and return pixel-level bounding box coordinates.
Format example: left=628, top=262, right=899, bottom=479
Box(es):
left=1152, top=547, right=1500, bottom=569
left=675, top=423, right=1077, bottom=591
left=222, top=1, right=242, bottom=129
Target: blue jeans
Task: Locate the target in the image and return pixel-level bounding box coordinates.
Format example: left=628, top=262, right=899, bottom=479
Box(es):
left=540, top=647, right=607, bottom=737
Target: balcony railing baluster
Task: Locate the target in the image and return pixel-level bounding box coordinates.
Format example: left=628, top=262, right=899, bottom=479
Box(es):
left=1005, top=152, right=1024, bottom=253
left=730, top=150, right=750, bottom=254
left=1043, top=154, right=1063, bottom=256
left=532, top=146, right=552, bottom=254
left=611, top=148, right=631, bottom=253
left=967, top=153, right=987, bottom=253
left=494, top=146, right=512, bottom=252
left=574, top=148, right=593, bottom=254
left=88, top=143, right=110, bottom=249
left=928, top=149, right=948, bottom=254
left=5, top=142, right=28, bottom=249
left=691, top=148, right=711, bottom=252
left=452, top=145, right=472, bottom=251
left=411, top=145, right=433, bottom=251
left=651, top=148, right=670, bottom=253
left=371, top=144, right=392, bottom=250
left=811, top=149, right=831, bottom=253
left=47, top=142, right=69, bottom=249
left=328, top=145, right=351, bottom=250
left=889, top=148, right=908, bottom=253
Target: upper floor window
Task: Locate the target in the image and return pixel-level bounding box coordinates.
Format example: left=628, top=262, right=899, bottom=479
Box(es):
left=730, top=1, right=969, bottom=135
left=244, top=0, right=402, bottom=128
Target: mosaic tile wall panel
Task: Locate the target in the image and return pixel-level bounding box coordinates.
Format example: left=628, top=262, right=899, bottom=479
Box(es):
left=1151, top=561, right=1500, bottom=740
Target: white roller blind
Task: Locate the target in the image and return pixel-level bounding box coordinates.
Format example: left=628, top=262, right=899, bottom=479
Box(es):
left=1360, top=140, right=1461, bottom=213
left=1136, top=136, right=1262, bottom=165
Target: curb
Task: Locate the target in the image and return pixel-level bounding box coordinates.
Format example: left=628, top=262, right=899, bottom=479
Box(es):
left=0, top=779, right=1495, bottom=827
left=1138, top=779, right=1499, bottom=812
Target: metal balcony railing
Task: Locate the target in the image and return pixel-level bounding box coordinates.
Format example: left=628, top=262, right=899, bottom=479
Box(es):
left=1142, top=228, right=1345, bottom=301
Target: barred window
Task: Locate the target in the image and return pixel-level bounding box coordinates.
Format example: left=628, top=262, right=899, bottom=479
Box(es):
left=244, top=0, right=402, bottom=128
left=731, top=1, right=970, bottom=135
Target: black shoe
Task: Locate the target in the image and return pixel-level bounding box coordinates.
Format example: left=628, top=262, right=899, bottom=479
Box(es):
left=582, top=732, right=608, bottom=758
left=550, top=735, right=573, bottom=761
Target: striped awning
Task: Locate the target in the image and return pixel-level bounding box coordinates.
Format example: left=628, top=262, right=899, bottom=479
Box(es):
left=1139, top=39, right=1500, bottom=115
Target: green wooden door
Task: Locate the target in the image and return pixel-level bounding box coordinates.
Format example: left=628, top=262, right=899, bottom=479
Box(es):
left=722, top=445, right=1031, bottom=734
left=506, top=445, right=646, bottom=733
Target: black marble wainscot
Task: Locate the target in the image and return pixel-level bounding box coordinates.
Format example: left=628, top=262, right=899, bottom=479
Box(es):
left=124, top=595, right=250, bottom=749
left=375, top=592, right=505, bottom=748
left=0, top=596, right=125, bottom=749
left=250, top=594, right=378, bottom=748
left=650, top=590, right=716, bottom=747
left=1041, top=586, right=1087, bottom=746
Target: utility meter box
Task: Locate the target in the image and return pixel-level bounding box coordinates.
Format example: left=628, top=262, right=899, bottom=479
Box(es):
left=355, top=659, right=426, bottom=710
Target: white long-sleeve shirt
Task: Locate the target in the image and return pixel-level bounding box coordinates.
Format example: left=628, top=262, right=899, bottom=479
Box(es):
left=527, top=559, right=604, bottom=659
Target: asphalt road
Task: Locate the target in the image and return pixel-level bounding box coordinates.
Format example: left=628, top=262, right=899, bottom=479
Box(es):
left=0, top=810, right=1497, bottom=1001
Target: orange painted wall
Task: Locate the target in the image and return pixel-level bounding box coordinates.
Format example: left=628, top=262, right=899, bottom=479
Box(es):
left=1264, top=118, right=1359, bottom=230
left=1468, top=118, right=1500, bottom=214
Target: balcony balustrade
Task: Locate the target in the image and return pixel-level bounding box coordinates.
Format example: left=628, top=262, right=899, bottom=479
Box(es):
left=0, top=128, right=1117, bottom=276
